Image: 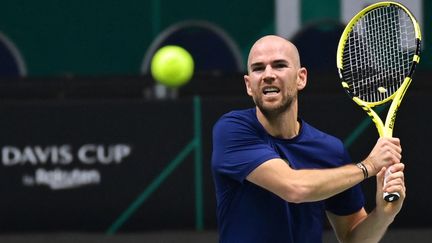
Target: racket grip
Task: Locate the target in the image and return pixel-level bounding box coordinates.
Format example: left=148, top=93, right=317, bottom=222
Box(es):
left=383, top=167, right=400, bottom=202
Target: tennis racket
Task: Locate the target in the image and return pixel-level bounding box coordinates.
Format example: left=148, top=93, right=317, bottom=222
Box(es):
left=336, top=1, right=421, bottom=202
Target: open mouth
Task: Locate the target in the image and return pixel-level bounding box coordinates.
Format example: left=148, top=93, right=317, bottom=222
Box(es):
left=262, top=86, right=280, bottom=96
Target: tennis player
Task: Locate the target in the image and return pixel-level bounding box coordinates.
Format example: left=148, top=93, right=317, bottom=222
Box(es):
left=211, top=35, right=405, bottom=243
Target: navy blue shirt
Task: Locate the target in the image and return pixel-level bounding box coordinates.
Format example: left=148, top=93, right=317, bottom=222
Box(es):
left=211, top=108, right=364, bottom=243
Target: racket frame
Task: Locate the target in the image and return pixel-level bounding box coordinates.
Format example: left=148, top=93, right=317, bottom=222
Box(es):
left=336, top=1, right=422, bottom=201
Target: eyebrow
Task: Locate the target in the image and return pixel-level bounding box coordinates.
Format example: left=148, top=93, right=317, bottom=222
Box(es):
left=250, top=59, right=290, bottom=69
left=250, top=62, right=264, bottom=69
left=272, top=59, right=289, bottom=65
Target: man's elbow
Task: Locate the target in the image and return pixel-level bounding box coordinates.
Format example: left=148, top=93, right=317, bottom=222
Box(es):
left=281, top=185, right=312, bottom=203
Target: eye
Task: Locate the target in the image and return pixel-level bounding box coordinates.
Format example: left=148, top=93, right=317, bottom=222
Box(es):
left=274, top=63, right=288, bottom=69
left=251, top=66, right=265, bottom=72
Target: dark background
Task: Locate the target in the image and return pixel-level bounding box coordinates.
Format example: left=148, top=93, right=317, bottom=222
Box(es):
left=0, top=71, right=430, bottom=233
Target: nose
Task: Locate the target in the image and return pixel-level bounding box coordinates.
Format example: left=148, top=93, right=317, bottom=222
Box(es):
left=263, top=65, right=275, bottom=82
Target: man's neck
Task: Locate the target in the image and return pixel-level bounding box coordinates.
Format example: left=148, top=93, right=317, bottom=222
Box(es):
left=256, top=105, right=299, bottom=139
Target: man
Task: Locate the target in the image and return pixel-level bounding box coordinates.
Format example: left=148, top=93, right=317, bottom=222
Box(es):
left=211, top=35, right=405, bottom=243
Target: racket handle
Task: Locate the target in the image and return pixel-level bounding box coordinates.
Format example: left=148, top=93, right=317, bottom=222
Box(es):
left=383, top=167, right=400, bottom=202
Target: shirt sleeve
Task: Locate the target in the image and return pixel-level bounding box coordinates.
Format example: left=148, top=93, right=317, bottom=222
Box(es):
left=325, top=148, right=365, bottom=215
left=211, top=114, right=280, bottom=183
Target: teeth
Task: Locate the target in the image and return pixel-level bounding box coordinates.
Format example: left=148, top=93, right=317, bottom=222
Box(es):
left=263, top=87, right=280, bottom=94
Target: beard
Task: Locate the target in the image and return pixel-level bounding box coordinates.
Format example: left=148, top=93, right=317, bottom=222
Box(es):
left=253, top=92, right=296, bottom=119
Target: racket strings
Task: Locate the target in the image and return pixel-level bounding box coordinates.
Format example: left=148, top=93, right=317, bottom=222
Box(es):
left=341, top=5, right=416, bottom=103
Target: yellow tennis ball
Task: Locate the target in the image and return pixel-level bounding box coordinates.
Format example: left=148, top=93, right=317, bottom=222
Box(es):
left=150, top=45, right=194, bottom=88
left=378, top=86, right=387, bottom=93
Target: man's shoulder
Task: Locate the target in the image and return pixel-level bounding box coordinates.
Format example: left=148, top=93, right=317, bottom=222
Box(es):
left=216, top=108, right=256, bottom=126
left=221, top=108, right=255, bottom=119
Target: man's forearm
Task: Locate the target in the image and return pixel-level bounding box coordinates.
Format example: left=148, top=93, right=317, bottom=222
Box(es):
left=345, top=209, right=394, bottom=243
left=289, top=163, right=367, bottom=202
left=247, top=158, right=368, bottom=203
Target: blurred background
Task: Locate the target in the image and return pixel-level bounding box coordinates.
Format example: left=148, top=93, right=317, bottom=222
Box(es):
left=0, top=0, right=430, bottom=242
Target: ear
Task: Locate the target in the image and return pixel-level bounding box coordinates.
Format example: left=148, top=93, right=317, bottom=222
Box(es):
left=297, top=67, right=307, bottom=90
left=244, top=74, right=253, bottom=96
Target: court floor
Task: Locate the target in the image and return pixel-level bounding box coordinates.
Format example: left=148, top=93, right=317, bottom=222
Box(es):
left=0, top=228, right=430, bottom=243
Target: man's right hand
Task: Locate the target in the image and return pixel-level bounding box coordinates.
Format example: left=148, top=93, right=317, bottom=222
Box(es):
left=363, top=137, right=402, bottom=177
